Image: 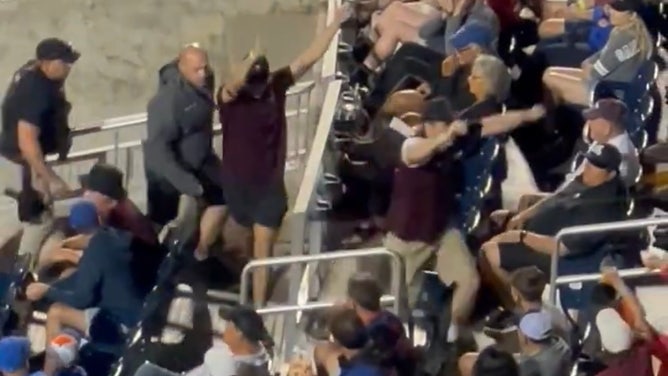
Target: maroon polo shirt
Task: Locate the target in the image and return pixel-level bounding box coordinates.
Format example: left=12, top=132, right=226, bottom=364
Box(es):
left=385, top=139, right=456, bottom=243
left=107, top=199, right=158, bottom=246
left=217, top=67, right=295, bottom=185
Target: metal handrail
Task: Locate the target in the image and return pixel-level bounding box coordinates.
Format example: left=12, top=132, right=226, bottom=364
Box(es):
left=68, top=81, right=315, bottom=137
left=51, top=108, right=308, bottom=163
left=256, top=295, right=395, bottom=315
left=293, top=80, right=341, bottom=214
left=240, top=247, right=405, bottom=313
left=549, top=216, right=668, bottom=304
left=555, top=267, right=662, bottom=285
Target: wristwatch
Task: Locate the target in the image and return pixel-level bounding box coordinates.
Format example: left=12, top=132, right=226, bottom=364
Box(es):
left=519, top=230, right=527, bottom=244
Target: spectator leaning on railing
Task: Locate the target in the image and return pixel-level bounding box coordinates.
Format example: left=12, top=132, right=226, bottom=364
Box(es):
left=0, top=37, right=79, bottom=267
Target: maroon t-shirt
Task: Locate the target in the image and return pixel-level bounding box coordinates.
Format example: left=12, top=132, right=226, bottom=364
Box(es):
left=385, top=147, right=455, bottom=243
left=217, top=67, right=295, bottom=185
left=107, top=199, right=158, bottom=246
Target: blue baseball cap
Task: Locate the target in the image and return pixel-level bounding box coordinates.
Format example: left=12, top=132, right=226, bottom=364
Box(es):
left=519, top=311, right=553, bottom=341
left=0, top=336, right=30, bottom=372
left=449, top=20, right=494, bottom=51
left=68, top=200, right=100, bottom=233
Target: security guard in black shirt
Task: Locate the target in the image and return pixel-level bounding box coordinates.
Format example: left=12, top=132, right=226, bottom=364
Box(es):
left=0, top=37, right=79, bottom=263
left=144, top=45, right=226, bottom=260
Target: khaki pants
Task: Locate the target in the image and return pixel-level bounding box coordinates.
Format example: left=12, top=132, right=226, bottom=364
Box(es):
left=384, top=228, right=476, bottom=306
left=0, top=156, right=54, bottom=259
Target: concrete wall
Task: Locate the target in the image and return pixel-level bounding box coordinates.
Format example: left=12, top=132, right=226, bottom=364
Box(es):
left=0, top=0, right=320, bottom=125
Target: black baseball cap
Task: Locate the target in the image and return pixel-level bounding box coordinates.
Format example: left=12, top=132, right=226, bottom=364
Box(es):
left=80, top=163, right=126, bottom=201
left=584, top=143, right=622, bottom=172
left=36, top=38, right=80, bottom=64
left=422, top=97, right=456, bottom=123
left=219, top=306, right=273, bottom=345
left=608, top=0, right=638, bottom=12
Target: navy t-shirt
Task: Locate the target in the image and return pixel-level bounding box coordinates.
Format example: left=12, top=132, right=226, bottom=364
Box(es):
left=0, top=61, right=65, bottom=158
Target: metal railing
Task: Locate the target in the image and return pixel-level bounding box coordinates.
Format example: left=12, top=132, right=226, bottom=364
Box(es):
left=0, top=81, right=316, bottom=209
left=240, top=247, right=404, bottom=313
left=549, top=216, right=668, bottom=305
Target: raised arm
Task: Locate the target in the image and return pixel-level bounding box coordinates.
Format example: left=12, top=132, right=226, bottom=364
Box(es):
left=480, top=105, right=546, bottom=137
left=289, top=5, right=351, bottom=81
left=144, top=92, right=203, bottom=196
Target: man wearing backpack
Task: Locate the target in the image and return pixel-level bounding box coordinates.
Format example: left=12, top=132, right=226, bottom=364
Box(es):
left=0, top=38, right=78, bottom=266
left=144, top=44, right=226, bottom=260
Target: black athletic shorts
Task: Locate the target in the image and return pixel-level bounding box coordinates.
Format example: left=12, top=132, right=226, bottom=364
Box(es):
left=222, top=176, right=287, bottom=229
left=498, top=242, right=551, bottom=275
left=146, top=167, right=225, bottom=226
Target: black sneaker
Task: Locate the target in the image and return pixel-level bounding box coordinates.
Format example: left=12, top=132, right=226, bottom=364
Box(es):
left=483, top=308, right=519, bottom=336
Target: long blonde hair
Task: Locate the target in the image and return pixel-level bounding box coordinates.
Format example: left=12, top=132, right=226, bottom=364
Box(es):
left=613, top=12, right=653, bottom=59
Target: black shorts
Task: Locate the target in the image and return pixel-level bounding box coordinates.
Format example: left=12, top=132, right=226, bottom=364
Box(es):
left=223, top=176, right=287, bottom=229
left=498, top=242, right=551, bottom=275
left=146, top=168, right=225, bottom=226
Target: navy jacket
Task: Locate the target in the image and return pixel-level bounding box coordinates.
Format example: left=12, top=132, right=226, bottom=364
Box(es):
left=45, top=228, right=146, bottom=327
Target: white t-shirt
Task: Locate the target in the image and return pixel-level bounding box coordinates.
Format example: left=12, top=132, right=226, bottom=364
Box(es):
left=185, top=340, right=269, bottom=376
left=567, top=132, right=639, bottom=187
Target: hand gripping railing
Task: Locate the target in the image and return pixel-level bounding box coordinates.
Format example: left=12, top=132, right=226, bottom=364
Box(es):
left=549, top=216, right=668, bottom=305
left=239, top=247, right=405, bottom=314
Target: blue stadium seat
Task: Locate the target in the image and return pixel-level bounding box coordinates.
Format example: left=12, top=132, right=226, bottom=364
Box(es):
left=592, top=60, right=658, bottom=140
left=557, top=227, right=646, bottom=310
left=458, top=138, right=501, bottom=232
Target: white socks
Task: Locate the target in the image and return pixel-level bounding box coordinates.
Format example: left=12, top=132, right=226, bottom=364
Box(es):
left=447, top=324, right=459, bottom=343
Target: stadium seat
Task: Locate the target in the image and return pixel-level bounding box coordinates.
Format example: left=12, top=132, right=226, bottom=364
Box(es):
left=592, top=60, right=659, bottom=142
left=458, top=138, right=501, bottom=233
left=557, top=225, right=648, bottom=310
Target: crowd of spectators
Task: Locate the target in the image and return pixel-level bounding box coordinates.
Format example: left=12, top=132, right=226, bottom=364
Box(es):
left=0, top=0, right=665, bottom=374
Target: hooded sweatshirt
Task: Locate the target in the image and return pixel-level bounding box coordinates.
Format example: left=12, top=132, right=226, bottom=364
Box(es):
left=143, top=61, right=216, bottom=196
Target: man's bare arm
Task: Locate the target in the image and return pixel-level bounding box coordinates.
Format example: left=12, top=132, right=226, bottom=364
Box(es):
left=289, top=6, right=350, bottom=80
left=17, top=121, right=58, bottom=182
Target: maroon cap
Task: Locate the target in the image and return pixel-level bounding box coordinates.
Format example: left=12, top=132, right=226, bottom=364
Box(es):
left=583, top=98, right=628, bottom=125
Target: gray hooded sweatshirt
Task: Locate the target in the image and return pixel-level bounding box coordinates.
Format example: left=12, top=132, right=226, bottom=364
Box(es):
left=143, top=61, right=216, bottom=196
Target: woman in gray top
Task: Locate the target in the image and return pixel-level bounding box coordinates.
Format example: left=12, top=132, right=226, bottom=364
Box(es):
left=541, top=0, right=653, bottom=106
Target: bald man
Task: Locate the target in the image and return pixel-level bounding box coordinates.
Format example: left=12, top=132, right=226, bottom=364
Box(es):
left=144, top=45, right=226, bottom=259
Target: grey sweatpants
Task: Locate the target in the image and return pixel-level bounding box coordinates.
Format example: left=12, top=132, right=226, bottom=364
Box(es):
left=0, top=156, right=54, bottom=259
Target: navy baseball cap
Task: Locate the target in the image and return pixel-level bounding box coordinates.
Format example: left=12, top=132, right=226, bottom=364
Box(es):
left=584, top=143, right=622, bottom=171
left=519, top=311, right=553, bottom=341
left=449, top=20, right=494, bottom=52
left=68, top=200, right=100, bottom=233
left=609, top=0, right=638, bottom=12
left=0, top=336, right=30, bottom=373
left=583, top=98, right=628, bottom=125
left=36, top=38, right=80, bottom=63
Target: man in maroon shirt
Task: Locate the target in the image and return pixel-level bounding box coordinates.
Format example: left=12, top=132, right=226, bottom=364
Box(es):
left=216, top=5, right=352, bottom=305
left=36, top=163, right=158, bottom=275
left=81, top=163, right=158, bottom=246
left=384, top=98, right=478, bottom=349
